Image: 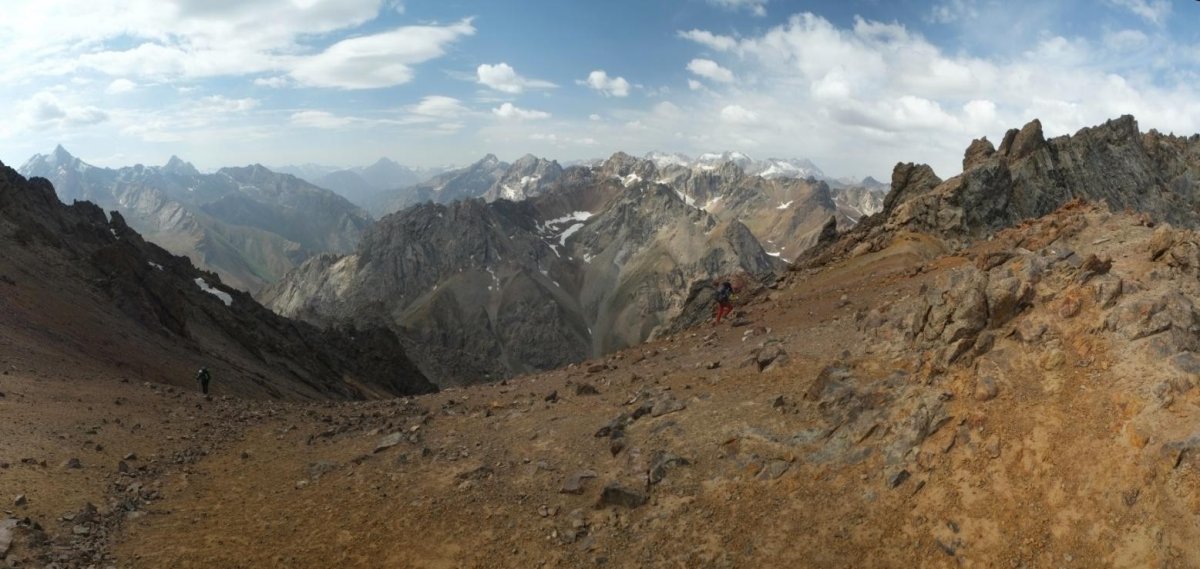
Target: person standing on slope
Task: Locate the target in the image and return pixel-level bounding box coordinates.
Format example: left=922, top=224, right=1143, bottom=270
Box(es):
left=195, top=367, right=212, bottom=395
left=713, top=281, right=735, bottom=326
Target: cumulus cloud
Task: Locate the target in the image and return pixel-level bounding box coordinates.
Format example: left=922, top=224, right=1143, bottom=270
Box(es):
left=290, top=19, right=476, bottom=89
left=105, top=78, right=136, bottom=94
left=492, top=102, right=550, bottom=120
left=290, top=110, right=355, bottom=129
left=687, top=59, right=734, bottom=83
left=580, top=70, right=631, bottom=97
left=677, top=29, right=737, bottom=52
left=665, top=11, right=1200, bottom=178
left=719, top=104, right=758, bottom=124
left=0, top=2, right=475, bottom=90
left=476, top=63, right=556, bottom=94
left=707, top=0, right=767, bottom=17
left=19, top=91, right=108, bottom=128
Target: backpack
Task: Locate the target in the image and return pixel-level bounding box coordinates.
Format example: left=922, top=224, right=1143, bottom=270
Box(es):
left=715, top=283, right=732, bottom=303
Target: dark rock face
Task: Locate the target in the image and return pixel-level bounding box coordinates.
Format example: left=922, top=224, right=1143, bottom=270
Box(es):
left=18, top=149, right=371, bottom=292
left=0, top=162, right=434, bottom=399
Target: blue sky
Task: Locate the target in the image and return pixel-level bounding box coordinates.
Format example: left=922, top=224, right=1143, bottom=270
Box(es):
left=0, top=0, right=1194, bottom=179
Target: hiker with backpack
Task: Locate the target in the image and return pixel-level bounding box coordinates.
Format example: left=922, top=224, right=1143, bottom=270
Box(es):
left=713, top=281, right=735, bottom=326
left=195, top=367, right=212, bottom=395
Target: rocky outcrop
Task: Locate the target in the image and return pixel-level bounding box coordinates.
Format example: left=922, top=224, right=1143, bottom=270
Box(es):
left=804, top=115, right=1200, bottom=267
left=0, top=162, right=434, bottom=399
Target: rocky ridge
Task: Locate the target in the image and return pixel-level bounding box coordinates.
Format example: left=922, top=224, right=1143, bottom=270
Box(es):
left=19, top=147, right=373, bottom=292
left=0, top=161, right=434, bottom=399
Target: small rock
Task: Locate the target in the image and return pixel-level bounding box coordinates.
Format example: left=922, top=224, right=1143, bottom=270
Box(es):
left=123, top=453, right=137, bottom=461
left=63, top=458, right=82, bottom=469
left=72, top=524, right=90, bottom=536
left=973, top=375, right=998, bottom=402
left=648, top=452, right=690, bottom=485
left=758, top=459, right=791, bottom=481
left=374, top=432, right=405, bottom=453
left=560, top=470, right=598, bottom=494
left=887, top=469, right=910, bottom=489
left=597, top=482, right=647, bottom=509
left=575, top=384, right=599, bottom=396
left=586, top=364, right=606, bottom=374
left=117, top=461, right=130, bottom=474
left=294, top=480, right=309, bottom=490
left=704, top=361, right=721, bottom=370
left=544, top=390, right=558, bottom=403
left=651, top=396, right=686, bottom=418
left=13, top=494, right=26, bottom=507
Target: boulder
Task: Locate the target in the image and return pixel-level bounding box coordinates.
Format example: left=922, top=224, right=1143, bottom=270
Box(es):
left=597, top=483, right=647, bottom=508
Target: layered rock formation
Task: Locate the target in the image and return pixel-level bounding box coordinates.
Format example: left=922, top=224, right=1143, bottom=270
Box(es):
left=0, top=161, right=434, bottom=399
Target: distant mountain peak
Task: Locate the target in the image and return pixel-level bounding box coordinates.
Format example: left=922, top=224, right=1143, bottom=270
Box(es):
left=163, top=155, right=200, bottom=177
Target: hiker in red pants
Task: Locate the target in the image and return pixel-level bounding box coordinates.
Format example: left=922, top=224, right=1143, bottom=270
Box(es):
left=713, top=281, right=734, bottom=325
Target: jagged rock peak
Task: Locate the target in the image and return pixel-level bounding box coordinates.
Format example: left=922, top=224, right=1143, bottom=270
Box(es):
left=963, top=137, right=996, bottom=171
left=163, top=155, right=200, bottom=177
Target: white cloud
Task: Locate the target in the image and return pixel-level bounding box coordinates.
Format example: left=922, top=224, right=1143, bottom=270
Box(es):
left=677, top=29, right=737, bottom=52
left=254, top=76, right=290, bottom=88
left=656, top=11, right=1200, bottom=179
left=196, top=96, right=259, bottom=113
left=492, top=103, right=550, bottom=120
left=105, top=78, right=137, bottom=94
left=687, top=79, right=703, bottom=90
left=290, top=19, right=476, bottom=89
left=707, top=0, right=767, bottom=17
left=476, top=62, right=556, bottom=94
left=409, top=96, right=469, bottom=120
left=290, top=110, right=354, bottom=129
left=589, top=114, right=602, bottom=121
left=687, top=59, right=734, bottom=83
left=18, top=91, right=108, bottom=129
left=719, top=104, right=759, bottom=124
left=580, top=70, right=631, bottom=97
left=1107, top=0, right=1170, bottom=25
left=0, top=4, right=475, bottom=90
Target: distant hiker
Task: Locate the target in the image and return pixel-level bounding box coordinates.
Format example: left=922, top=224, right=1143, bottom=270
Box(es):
left=713, top=281, right=735, bottom=325
left=195, top=367, right=211, bottom=395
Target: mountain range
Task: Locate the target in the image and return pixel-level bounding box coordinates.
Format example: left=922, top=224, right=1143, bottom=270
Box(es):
left=261, top=150, right=887, bottom=386
left=0, top=160, right=434, bottom=399
left=20, top=147, right=373, bottom=293
left=275, top=158, right=450, bottom=210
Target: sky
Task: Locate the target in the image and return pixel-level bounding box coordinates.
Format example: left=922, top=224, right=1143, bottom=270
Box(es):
left=0, top=0, right=1197, bottom=180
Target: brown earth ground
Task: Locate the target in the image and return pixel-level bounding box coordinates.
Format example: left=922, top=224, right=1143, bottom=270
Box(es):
left=4, top=204, right=1200, bottom=568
